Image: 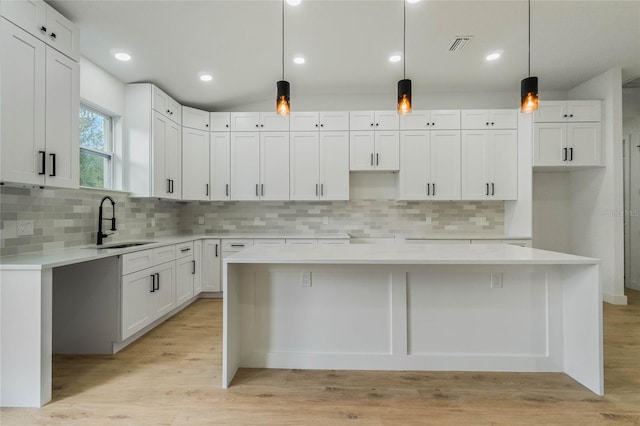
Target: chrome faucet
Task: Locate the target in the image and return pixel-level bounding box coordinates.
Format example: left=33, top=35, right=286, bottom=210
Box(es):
left=97, top=196, right=117, bottom=245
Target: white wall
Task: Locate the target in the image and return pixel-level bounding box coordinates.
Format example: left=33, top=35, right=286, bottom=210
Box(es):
left=567, top=68, right=626, bottom=304
left=623, top=115, right=640, bottom=291
left=532, top=172, right=571, bottom=253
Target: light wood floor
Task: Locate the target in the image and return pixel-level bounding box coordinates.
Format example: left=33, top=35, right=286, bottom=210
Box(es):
left=2, top=290, right=639, bottom=425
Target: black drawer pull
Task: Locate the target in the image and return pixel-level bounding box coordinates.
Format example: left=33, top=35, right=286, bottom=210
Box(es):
left=180, top=247, right=191, bottom=252
left=150, top=274, right=156, bottom=292
left=38, top=151, right=46, bottom=175
left=49, top=153, right=56, bottom=177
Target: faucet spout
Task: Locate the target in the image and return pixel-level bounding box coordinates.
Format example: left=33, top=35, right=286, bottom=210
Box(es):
left=97, top=196, right=117, bottom=245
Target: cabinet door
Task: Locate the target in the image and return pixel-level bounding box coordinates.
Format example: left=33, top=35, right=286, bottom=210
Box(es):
left=151, top=262, right=176, bottom=318
left=230, top=112, right=260, bottom=131
left=44, top=5, right=79, bottom=60
left=489, top=130, right=518, bottom=200
left=319, top=111, right=349, bottom=130
left=461, top=130, right=490, bottom=200
left=209, top=112, right=230, bottom=131
left=431, top=110, right=461, bottom=130
left=0, top=19, right=45, bottom=185
left=0, top=0, right=47, bottom=39
left=349, top=131, right=375, bottom=170
left=260, top=132, right=289, bottom=200
left=430, top=130, right=461, bottom=200
left=567, top=101, right=601, bottom=122
left=290, top=112, right=319, bottom=131
left=121, top=269, right=153, bottom=340
left=193, top=240, right=202, bottom=295
left=374, top=131, right=399, bottom=171
left=260, top=112, right=289, bottom=131
left=568, top=122, right=601, bottom=166
left=374, top=111, right=399, bottom=130
left=152, top=111, right=170, bottom=196
left=164, top=120, right=182, bottom=199
left=181, top=127, right=209, bottom=201
left=533, top=123, right=567, bottom=166
left=461, top=110, right=490, bottom=129
left=319, top=131, right=349, bottom=200
left=44, top=47, right=79, bottom=188
left=176, top=256, right=195, bottom=307
left=399, top=110, right=430, bottom=130
left=290, top=132, right=320, bottom=200
left=152, top=85, right=178, bottom=122
left=533, top=101, right=565, bottom=123
left=230, top=132, right=260, bottom=199
left=350, top=111, right=375, bottom=131
left=489, top=109, right=517, bottom=129
left=202, top=239, right=221, bottom=292
left=398, top=131, right=429, bottom=200
left=210, top=132, right=231, bottom=200
left=182, top=106, right=210, bottom=131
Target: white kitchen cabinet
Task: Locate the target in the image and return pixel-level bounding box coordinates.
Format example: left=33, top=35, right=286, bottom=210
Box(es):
left=182, top=127, right=209, bottom=201
left=350, top=131, right=399, bottom=171
left=533, top=100, right=601, bottom=123
left=350, top=111, right=399, bottom=130
left=290, top=111, right=349, bottom=131
left=126, top=84, right=182, bottom=199
left=152, top=85, right=181, bottom=124
left=230, top=112, right=289, bottom=131
left=210, top=132, right=231, bottom=200
left=398, top=130, right=461, bottom=200
left=461, top=109, right=518, bottom=130
left=176, top=254, right=195, bottom=308
left=210, top=112, right=231, bottom=131
left=201, top=239, right=221, bottom=292
left=533, top=101, right=602, bottom=168
left=461, top=129, right=518, bottom=200
left=290, top=131, right=349, bottom=200
left=230, top=131, right=289, bottom=200
left=0, top=18, right=79, bottom=188
left=182, top=106, right=210, bottom=131
left=0, top=0, right=79, bottom=60
left=399, top=110, right=460, bottom=130
left=193, top=240, right=202, bottom=295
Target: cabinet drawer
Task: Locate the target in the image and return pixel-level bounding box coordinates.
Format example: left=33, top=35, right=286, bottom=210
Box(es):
left=122, top=249, right=154, bottom=275
left=286, top=238, right=317, bottom=245
left=222, top=239, right=254, bottom=252
left=176, top=241, right=194, bottom=258
left=154, top=245, right=176, bottom=264
left=254, top=238, right=285, bottom=246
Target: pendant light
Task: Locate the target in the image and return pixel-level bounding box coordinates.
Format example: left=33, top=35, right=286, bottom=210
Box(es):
left=520, top=0, right=538, bottom=113
left=276, top=0, right=290, bottom=115
left=397, top=0, right=411, bottom=114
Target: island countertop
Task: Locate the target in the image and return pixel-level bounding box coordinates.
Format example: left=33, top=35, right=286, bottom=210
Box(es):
left=224, top=243, right=599, bottom=265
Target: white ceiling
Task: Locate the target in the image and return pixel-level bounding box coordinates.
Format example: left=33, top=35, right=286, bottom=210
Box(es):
left=48, top=0, right=640, bottom=111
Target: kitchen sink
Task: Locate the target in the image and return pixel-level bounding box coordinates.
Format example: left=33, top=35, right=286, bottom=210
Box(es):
left=92, top=241, right=155, bottom=249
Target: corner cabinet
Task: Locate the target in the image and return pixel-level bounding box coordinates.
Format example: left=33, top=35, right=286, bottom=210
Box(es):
left=0, top=16, right=79, bottom=189
left=125, top=84, right=182, bottom=199
left=182, top=107, right=210, bottom=201
left=533, top=101, right=602, bottom=168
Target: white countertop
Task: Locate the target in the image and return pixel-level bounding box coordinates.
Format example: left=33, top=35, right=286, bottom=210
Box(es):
left=225, top=243, right=598, bottom=265
left=0, top=233, right=350, bottom=270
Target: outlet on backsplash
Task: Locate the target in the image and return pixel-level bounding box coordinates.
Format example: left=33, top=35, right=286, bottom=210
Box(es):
left=425, top=216, right=432, bottom=225
left=17, top=220, right=34, bottom=236
left=198, top=217, right=205, bottom=225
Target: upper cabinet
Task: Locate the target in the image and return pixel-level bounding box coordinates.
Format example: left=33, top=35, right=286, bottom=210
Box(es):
left=0, top=17, right=79, bottom=189
left=182, top=106, right=210, bottom=131
left=125, top=84, right=182, bottom=199
left=400, top=110, right=460, bottom=130
left=533, top=100, right=602, bottom=168
left=210, top=112, right=231, bottom=131
left=230, top=112, right=289, bottom=131
left=290, top=111, right=349, bottom=131
left=152, top=86, right=181, bottom=125
left=349, top=111, right=399, bottom=171
left=461, top=109, right=518, bottom=130
left=0, top=0, right=79, bottom=60
left=350, top=111, right=399, bottom=131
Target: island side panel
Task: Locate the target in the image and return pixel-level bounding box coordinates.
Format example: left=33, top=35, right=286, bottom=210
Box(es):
left=562, top=264, right=603, bottom=395
left=222, top=262, right=241, bottom=388
left=0, top=269, right=52, bottom=407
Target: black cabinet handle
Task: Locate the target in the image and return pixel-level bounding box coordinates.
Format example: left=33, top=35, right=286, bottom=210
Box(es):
left=40, top=26, right=47, bottom=33
left=255, top=124, right=259, bottom=128
left=376, top=153, right=379, bottom=166
left=491, top=183, right=495, bottom=196
left=563, top=114, right=568, bottom=118
left=316, top=183, right=318, bottom=196
left=486, top=122, right=490, bottom=126
left=180, top=247, right=191, bottom=252
left=563, top=148, right=568, bottom=161
left=150, top=274, right=156, bottom=292
left=215, top=243, right=218, bottom=257
left=38, top=151, right=46, bottom=175
left=426, top=122, right=430, bottom=127
left=432, top=122, right=435, bottom=126
left=155, top=273, right=160, bottom=290
left=320, top=124, right=324, bottom=128
left=230, top=244, right=245, bottom=247
left=261, top=184, right=264, bottom=196
left=486, top=183, right=489, bottom=196
left=226, top=183, right=229, bottom=197
left=375, top=123, right=379, bottom=127
left=432, top=183, right=436, bottom=196
left=321, top=184, right=324, bottom=196
left=225, top=124, right=229, bottom=128
left=167, top=179, right=171, bottom=193
left=49, top=153, right=56, bottom=177
left=370, top=123, right=374, bottom=127
left=50, top=32, right=56, bottom=39
left=315, top=124, right=318, bottom=128
left=205, top=183, right=209, bottom=196
left=205, top=124, right=209, bottom=128
left=569, top=114, right=574, bottom=118
left=570, top=147, right=574, bottom=161
left=255, top=184, right=259, bottom=197
left=192, top=260, right=196, bottom=275
left=427, top=182, right=430, bottom=196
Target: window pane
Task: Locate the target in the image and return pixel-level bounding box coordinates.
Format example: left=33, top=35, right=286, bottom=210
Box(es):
left=80, top=150, right=111, bottom=189
left=79, top=107, right=111, bottom=151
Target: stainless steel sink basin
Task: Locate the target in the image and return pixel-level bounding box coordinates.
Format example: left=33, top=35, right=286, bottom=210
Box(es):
left=93, top=241, right=155, bottom=250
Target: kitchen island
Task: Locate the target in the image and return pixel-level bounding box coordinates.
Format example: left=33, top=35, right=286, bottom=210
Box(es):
left=223, top=243, right=603, bottom=395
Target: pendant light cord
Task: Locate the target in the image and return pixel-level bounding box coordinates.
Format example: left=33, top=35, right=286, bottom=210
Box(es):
left=403, top=0, right=406, bottom=79
left=282, top=0, right=285, bottom=81
left=528, top=0, right=531, bottom=77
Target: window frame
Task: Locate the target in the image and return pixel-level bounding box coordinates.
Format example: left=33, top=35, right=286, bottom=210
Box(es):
left=79, top=103, right=115, bottom=189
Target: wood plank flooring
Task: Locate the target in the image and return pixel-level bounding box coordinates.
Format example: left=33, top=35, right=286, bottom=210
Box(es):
left=2, top=290, right=639, bottom=425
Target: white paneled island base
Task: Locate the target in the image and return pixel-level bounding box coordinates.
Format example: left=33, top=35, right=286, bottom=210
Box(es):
left=223, top=244, right=603, bottom=395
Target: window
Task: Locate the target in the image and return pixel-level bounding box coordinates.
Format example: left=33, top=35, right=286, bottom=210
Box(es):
left=79, top=104, right=113, bottom=189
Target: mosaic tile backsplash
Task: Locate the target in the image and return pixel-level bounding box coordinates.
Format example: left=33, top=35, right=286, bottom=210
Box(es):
left=0, top=186, right=504, bottom=257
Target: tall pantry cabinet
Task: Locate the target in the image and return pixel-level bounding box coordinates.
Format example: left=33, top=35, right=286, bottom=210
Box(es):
left=0, top=1, right=79, bottom=188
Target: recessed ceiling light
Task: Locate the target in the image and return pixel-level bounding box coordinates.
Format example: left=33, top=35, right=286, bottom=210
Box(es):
left=114, top=52, right=131, bottom=62
left=287, top=0, right=301, bottom=5
left=293, top=56, right=305, bottom=64
left=486, top=52, right=501, bottom=61
left=407, top=0, right=421, bottom=3
left=389, top=54, right=402, bottom=63
left=199, top=73, right=213, bottom=82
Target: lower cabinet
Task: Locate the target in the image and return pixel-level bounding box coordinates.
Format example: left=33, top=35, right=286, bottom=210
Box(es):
left=193, top=240, right=202, bottom=294
left=176, top=255, right=195, bottom=307
left=202, top=239, right=222, bottom=292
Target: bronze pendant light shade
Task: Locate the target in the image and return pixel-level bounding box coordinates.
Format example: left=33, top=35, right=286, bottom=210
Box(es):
left=520, top=0, right=538, bottom=113
left=276, top=0, right=290, bottom=115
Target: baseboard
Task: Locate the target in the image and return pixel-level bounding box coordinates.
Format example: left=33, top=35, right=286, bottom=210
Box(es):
left=603, top=292, right=628, bottom=305
left=198, top=291, right=223, bottom=299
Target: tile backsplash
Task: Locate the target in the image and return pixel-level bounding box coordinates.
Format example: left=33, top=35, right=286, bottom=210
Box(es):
left=1, top=186, right=504, bottom=257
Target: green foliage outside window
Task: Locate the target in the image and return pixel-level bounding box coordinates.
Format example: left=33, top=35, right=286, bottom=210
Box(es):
left=79, top=106, right=112, bottom=189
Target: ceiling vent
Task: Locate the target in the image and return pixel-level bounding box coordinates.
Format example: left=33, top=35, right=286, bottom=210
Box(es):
left=449, top=36, right=473, bottom=52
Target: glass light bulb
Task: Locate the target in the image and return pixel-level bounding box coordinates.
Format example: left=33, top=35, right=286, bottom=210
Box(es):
left=277, top=96, right=290, bottom=116
left=521, top=92, right=539, bottom=113
left=398, top=94, right=412, bottom=115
